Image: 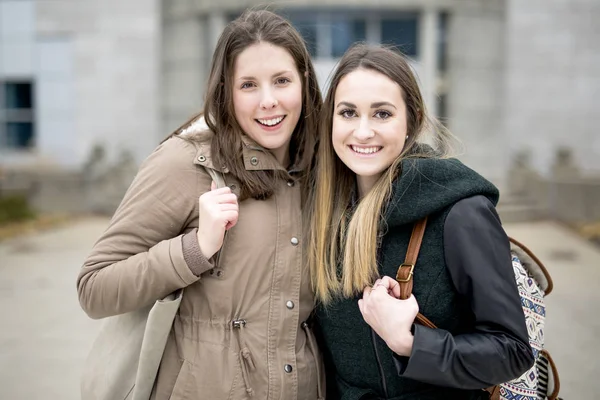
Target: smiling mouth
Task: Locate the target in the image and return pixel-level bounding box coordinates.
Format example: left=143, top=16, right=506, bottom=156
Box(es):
left=256, top=116, right=286, bottom=127
left=350, top=145, right=382, bottom=155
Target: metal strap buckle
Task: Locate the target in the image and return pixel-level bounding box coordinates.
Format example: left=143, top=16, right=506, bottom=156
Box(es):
left=396, top=263, right=415, bottom=282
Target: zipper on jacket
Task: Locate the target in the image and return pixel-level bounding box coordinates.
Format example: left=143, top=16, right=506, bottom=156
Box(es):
left=371, top=328, right=389, bottom=398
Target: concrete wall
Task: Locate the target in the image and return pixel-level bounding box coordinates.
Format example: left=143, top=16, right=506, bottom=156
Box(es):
left=161, top=3, right=213, bottom=135
left=446, top=2, right=508, bottom=182
left=505, top=0, right=600, bottom=176
left=1, top=0, right=162, bottom=168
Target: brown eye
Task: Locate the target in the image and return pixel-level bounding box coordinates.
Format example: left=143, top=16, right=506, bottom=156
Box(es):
left=374, top=110, right=392, bottom=119
left=339, top=109, right=356, bottom=118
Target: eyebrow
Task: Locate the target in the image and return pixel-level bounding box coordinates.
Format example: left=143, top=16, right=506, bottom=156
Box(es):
left=336, top=101, right=397, bottom=109
left=237, top=70, right=294, bottom=81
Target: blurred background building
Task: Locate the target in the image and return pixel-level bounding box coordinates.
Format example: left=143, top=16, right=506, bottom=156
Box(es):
left=0, top=0, right=599, bottom=220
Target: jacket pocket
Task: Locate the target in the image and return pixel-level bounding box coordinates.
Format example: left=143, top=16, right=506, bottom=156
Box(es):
left=301, top=321, right=325, bottom=400
left=169, top=345, right=243, bottom=400
left=169, top=360, right=192, bottom=400
left=231, top=318, right=257, bottom=398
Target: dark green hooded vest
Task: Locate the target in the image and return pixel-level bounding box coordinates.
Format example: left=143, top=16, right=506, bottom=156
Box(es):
left=316, top=157, right=499, bottom=400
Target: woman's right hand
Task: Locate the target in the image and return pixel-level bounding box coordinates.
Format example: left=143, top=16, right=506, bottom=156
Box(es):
left=196, top=181, right=239, bottom=259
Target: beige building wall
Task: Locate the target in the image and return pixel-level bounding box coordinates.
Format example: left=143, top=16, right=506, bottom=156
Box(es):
left=1, top=0, right=161, bottom=168
left=505, top=0, right=600, bottom=176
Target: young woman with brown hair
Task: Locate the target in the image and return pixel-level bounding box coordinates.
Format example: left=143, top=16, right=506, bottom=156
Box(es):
left=78, top=10, right=323, bottom=400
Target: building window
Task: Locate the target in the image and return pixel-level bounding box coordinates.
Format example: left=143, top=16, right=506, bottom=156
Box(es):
left=437, top=12, right=449, bottom=73
left=286, top=15, right=318, bottom=57
left=6, top=83, right=33, bottom=109
left=283, top=10, right=419, bottom=60
left=381, top=15, right=419, bottom=57
left=331, top=18, right=367, bottom=58
left=0, top=81, right=35, bottom=150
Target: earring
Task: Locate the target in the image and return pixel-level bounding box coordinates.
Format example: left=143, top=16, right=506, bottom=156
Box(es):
left=406, top=135, right=409, bottom=139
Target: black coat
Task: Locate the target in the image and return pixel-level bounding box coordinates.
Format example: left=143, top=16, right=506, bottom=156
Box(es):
left=315, top=157, right=534, bottom=400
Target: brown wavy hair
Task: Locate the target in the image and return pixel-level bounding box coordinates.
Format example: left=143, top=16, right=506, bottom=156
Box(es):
left=169, top=9, right=322, bottom=201
left=307, top=44, right=458, bottom=304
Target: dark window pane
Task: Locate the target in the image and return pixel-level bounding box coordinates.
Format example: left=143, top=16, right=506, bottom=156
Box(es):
left=381, top=16, right=419, bottom=57
left=5, top=83, right=33, bottom=109
left=437, top=13, right=449, bottom=72
left=6, top=122, right=34, bottom=149
left=287, top=17, right=318, bottom=57
left=331, top=19, right=366, bottom=58
left=227, top=12, right=241, bottom=22
left=437, top=93, right=448, bottom=126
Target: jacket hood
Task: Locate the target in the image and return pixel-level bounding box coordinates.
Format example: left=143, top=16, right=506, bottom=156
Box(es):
left=384, top=154, right=499, bottom=227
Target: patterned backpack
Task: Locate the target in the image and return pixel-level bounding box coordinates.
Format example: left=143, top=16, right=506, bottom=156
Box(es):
left=396, top=218, right=563, bottom=400
left=502, top=237, right=562, bottom=400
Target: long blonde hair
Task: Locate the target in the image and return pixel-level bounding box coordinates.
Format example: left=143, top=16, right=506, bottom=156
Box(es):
left=307, top=44, right=458, bottom=304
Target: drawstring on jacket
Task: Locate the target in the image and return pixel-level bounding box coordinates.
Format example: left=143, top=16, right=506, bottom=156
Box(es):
left=232, top=319, right=255, bottom=397
left=302, top=321, right=324, bottom=400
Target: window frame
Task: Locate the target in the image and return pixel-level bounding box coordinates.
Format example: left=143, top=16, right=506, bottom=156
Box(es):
left=0, top=80, right=36, bottom=151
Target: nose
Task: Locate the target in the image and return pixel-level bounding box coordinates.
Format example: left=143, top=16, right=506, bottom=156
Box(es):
left=259, top=88, right=278, bottom=110
left=353, top=117, right=374, bottom=141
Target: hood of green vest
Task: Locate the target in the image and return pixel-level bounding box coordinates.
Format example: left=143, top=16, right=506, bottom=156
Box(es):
left=384, top=154, right=499, bottom=227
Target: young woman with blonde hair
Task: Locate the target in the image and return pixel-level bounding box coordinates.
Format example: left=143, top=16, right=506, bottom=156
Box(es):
left=308, top=44, right=534, bottom=399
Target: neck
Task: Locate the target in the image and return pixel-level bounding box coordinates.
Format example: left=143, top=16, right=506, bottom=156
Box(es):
left=356, top=175, right=379, bottom=198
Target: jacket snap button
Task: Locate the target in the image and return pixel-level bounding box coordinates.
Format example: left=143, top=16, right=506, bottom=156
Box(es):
left=198, top=155, right=206, bottom=162
left=250, top=156, right=258, bottom=165
left=286, top=300, right=294, bottom=310
left=284, top=364, right=293, bottom=373
left=290, top=237, right=299, bottom=246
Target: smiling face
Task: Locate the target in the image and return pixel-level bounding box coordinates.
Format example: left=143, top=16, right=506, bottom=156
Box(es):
left=332, top=68, right=408, bottom=196
left=232, top=41, right=303, bottom=166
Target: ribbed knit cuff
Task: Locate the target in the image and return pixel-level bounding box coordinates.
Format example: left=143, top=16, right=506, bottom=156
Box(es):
left=182, top=229, right=214, bottom=276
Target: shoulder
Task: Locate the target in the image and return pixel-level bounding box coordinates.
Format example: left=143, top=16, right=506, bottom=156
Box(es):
left=444, top=195, right=502, bottom=233
left=147, top=135, right=199, bottom=172
left=400, top=157, right=471, bottom=179
left=149, top=114, right=218, bottom=171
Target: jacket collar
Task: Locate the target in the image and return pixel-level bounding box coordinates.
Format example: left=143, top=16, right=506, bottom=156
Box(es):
left=182, top=116, right=297, bottom=173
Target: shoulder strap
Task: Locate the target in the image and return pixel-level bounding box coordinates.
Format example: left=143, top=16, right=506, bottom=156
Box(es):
left=206, top=167, right=227, bottom=189
left=203, top=167, right=229, bottom=264
left=395, top=217, right=436, bottom=329
left=396, top=217, right=428, bottom=300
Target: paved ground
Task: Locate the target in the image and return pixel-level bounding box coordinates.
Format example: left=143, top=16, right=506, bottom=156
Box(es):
left=0, top=218, right=598, bottom=399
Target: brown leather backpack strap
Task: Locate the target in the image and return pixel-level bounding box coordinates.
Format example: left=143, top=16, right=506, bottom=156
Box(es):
left=397, top=217, right=428, bottom=300
left=414, top=313, right=436, bottom=329
left=485, top=385, right=501, bottom=400
left=396, top=217, right=437, bottom=329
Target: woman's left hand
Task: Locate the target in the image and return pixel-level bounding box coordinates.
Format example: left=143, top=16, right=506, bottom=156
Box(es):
left=358, top=276, right=419, bottom=357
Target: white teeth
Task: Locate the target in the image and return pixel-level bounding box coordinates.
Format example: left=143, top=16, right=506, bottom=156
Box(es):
left=351, top=145, right=381, bottom=154
left=257, top=116, right=284, bottom=126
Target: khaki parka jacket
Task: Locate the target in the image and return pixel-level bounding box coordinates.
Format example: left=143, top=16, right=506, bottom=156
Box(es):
left=77, top=124, right=323, bottom=400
